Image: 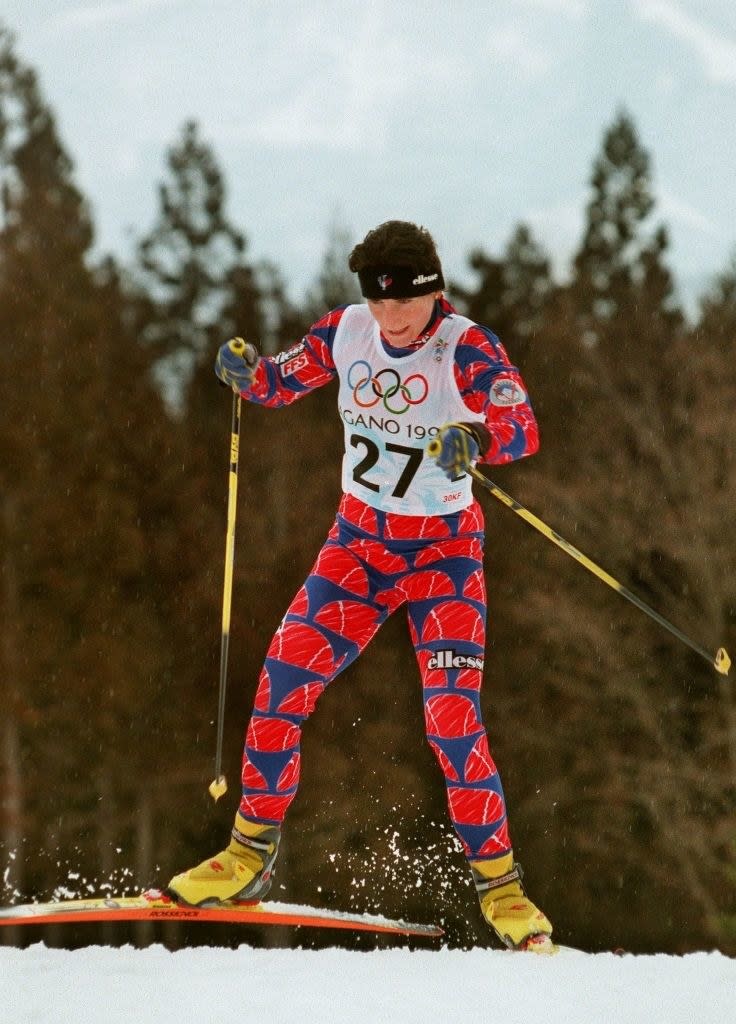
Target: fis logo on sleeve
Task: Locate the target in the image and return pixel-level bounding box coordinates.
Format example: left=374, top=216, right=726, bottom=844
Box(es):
left=276, top=341, right=308, bottom=377
left=427, top=649, right=484, bottom=671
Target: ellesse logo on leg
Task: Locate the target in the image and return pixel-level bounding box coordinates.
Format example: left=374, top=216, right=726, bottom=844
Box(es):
left=427, top=649, right=484, bottom=671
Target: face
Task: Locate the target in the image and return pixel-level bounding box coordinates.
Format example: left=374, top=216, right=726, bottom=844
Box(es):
left=366, top=292, right=440, bottom=348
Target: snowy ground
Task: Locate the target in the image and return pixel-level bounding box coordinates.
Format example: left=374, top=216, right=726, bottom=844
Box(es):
left=2, top=940, right=734, bottom=1024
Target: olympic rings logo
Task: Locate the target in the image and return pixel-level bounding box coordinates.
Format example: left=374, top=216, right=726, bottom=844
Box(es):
left=347, top=360, right=429, bottom=415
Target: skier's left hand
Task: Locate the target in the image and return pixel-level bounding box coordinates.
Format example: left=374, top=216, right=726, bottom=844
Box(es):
left=428, top=423, right=481, bottom=480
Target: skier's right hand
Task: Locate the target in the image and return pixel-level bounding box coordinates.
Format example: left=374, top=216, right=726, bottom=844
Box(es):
left=215, top=337, right=259, bottom=391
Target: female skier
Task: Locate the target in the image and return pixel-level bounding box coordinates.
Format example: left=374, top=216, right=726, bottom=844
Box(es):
left=168, top=220, right=552, bottom=950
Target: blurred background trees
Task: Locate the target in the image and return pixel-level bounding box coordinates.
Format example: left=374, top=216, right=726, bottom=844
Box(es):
left=1, top=26, right=734, bottom=954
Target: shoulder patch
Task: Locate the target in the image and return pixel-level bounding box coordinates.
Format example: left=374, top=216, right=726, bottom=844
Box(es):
left=490, top=377, right=526, bottom=406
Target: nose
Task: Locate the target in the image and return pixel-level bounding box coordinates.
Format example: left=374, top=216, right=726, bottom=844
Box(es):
left=382, top=303, right=405, bottom=327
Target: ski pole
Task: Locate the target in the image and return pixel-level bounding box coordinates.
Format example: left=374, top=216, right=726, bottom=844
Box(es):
left=433, top=453, right=730, bottom=676
left=209, top=382, right=242, bottom=801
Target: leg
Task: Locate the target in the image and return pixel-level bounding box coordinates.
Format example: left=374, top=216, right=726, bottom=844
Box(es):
left=239, top=532, right=389, bottom=824
left=406, top=536, right=552, bottom=948
left=168, top=530, right=389, bottom=904
left=406, top=537, right=511, bottom=861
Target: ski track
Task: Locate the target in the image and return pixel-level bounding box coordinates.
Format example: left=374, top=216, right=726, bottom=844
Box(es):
left=1, top=943, right=734, bottom=1024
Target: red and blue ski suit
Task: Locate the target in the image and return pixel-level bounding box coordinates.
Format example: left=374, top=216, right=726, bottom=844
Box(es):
left=235, top=297, right=538, bottom=862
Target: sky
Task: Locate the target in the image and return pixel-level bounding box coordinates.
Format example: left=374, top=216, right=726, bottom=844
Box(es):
left=3, top=0, right=736, bottom=313
left=2, top=942, right=735, bottom=1024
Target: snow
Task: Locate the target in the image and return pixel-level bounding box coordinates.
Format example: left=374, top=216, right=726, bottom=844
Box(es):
left=2, top=941, right=734, bottom=1024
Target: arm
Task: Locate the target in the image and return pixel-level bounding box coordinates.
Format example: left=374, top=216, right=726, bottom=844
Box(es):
left=453, top=325, right=539, bottom=464
left=224, top=306, right=350, bottom=409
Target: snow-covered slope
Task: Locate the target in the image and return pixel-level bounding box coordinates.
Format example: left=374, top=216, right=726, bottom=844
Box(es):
left=2, top=942, right=734, bottom=1024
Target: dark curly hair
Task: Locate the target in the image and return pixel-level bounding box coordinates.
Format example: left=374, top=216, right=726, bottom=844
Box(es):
left=348, top=220, right=443, bottom=275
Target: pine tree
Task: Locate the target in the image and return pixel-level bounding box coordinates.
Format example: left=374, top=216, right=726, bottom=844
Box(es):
left=135, top=119, right=259, bottom=414
left=572, top=108, right=681, bottom=342
left=566, top=110, right=685, bottom=470
left=690, top=254, right=736, bottom=621
left=1, top=27, right=192, bottom=901
left=698, top=252, right=736, bottom=342
left=1, top=24, right=96, bottom=897
left=510, top=112, right=734, bottom=953
left=303, top=217, right=361, bottom=323
left=450, top=248, right=506, bottom=332
left=502, top=224, right=554, bottom=343
left=451, top=223, right=553, bottom=358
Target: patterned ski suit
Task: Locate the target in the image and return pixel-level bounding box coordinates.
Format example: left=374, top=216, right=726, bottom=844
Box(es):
left=236, top=297, right=538, bottom=862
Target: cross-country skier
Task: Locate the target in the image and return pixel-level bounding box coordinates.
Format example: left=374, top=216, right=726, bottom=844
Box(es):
left=168, top=220, right=553, bottom=950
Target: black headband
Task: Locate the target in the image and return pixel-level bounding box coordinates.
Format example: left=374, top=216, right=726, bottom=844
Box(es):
left=357, top=264, right=445, bottom=299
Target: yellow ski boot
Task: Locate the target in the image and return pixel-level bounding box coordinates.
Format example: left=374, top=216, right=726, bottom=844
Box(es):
left=470, top=852, right=554, bottom=952
left=167, top=815, right=281, bottom=906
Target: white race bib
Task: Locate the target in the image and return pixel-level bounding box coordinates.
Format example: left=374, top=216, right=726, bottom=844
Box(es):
left=333, top=305, right=485, bottom=516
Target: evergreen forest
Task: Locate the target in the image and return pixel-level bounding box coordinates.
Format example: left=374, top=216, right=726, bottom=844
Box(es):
left=1, top=25, right=735, bottom=955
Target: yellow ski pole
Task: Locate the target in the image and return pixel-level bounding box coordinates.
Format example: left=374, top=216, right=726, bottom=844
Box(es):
left=426, top=438, right=729, bottom=677
left=209, top=383, right=242, bottom=801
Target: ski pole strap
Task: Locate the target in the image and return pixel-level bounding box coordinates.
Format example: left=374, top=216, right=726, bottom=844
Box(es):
left=473, top=865, right=523, bottom=895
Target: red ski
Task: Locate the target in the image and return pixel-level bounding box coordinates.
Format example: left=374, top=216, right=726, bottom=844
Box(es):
left=0, top=888, right=443, bottom=938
